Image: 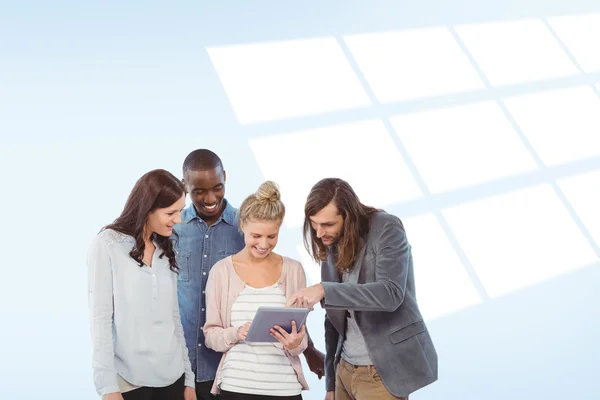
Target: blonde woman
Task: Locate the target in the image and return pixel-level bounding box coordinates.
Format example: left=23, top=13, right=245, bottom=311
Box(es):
left=203, top=181, right=309, bottom=400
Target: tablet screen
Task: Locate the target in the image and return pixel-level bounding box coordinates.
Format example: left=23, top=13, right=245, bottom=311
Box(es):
left=245, top=307, right=310, bottom=343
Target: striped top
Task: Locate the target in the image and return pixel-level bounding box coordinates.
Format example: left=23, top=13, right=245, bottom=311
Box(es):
left=218, top=283, right=303, bottom=396
left=203, top=255, right=309, bottom=396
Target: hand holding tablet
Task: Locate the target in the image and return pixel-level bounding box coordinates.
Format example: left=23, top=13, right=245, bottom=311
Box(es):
left=270, top=320, right=306, bottom=350
left=245, top=307, right=310, bottom=343
left=236, top=321, right=252, bottom=341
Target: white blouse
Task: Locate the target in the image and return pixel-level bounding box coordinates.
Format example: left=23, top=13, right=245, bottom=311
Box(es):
left=87, top=229, right=194, bottom=396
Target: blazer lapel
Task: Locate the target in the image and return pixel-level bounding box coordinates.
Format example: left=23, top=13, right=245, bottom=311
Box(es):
left=348, top=238, right=367, bottom=284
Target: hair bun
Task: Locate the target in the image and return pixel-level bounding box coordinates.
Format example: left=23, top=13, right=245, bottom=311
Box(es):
left=255, top=181, right=281, bottom=203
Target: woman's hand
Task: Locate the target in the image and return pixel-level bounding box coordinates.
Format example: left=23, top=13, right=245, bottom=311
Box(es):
left=184, top=386, right=196, bottom=400
left=270, top=320, right=306, bottom=350
left=237, top=322, right=252, bottom=341
left=102, top=393, right=124, bottom=400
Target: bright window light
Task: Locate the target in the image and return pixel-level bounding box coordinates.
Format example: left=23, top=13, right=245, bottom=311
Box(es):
left=443, top=184, right=597, bottom=298
left=548, top=13, right=600, bottom=72
left=389, top=101, right=538, bottom=193
left=455, top=19, right=579, bottom=86
left=403, top=214, right=482, bottom=320
left=557, top=169, right=600, bottom=246
left=343, top=27, right=485, bottom=102
left=503, top=86, right=600, bottom=166
left=206, top=38, right=371, bottom=125
left=249, top=120, right=423, bottom=227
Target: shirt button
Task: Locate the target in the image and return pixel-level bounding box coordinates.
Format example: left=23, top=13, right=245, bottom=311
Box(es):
left=203, top=272, right=207, bottom=276
left=202, top=290, right=205, bottom=294
left=202, top=308, right=205, bottom=312
left=205, top=235, right=209, bottom=238
left=203, top=254, right=207, bottom=258
left=198, top=343, right=202, bottom=347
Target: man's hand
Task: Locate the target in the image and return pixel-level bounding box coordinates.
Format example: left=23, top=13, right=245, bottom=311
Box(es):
left=325, top=391, right=335, bottom=400
left=237, top=322, right=252, bottom=341
left=304, top=346, right=325, bottom=379
left=102, top=393, right=124, bottom=400
left=270, top=320, right=306, bottom=350
left=184, top=386, right=196, bottom=400
left=285, top=284, right=325, bottom=310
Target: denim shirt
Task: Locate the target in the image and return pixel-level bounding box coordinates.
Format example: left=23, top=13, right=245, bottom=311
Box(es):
left=172, top=200, right=245, bottom=382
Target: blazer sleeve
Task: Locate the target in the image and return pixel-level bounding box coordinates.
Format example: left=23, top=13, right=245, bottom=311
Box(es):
left=321, top=216, right=409, bottom=312
left=202, top=262, right=239, bottom=352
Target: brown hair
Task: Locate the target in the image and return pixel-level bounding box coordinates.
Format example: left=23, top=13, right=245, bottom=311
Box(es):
left=303, top=178, right=380, bottom=272
left=239, top=181, right=285, bottom=226
left=103, top=169, right=185, bottom=272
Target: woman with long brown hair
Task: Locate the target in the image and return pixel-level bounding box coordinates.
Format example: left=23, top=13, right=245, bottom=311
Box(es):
left=87, top=169, right=196, bottom=400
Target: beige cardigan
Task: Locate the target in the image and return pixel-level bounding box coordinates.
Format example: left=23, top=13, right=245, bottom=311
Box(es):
left=202, top=255, right=310, bottom=395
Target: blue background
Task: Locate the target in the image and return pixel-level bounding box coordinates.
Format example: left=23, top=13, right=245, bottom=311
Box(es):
left=1, top=1, right=599, bottom=399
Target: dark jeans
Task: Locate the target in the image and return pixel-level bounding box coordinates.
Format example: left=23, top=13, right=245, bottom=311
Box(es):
left=220, top=390, right=302, bottom=400
left=122, top=374, right=185, bottom=400
left=196, top=380, right=218, bottom=400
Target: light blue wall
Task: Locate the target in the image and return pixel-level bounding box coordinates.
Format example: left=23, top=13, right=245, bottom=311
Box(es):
left=1, top=1, right=599, bottom=399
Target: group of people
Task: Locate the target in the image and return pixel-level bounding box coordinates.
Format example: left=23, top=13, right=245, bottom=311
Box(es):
left=87, top=149, right=438, bottom=400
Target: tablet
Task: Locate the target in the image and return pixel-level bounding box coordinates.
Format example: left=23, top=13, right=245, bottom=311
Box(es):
left=245, top=307, right=310, bottom=343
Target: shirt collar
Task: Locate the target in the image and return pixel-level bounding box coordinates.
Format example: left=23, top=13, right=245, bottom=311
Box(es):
left=182, top=198, right=236, bottom=226
left=220, top=199, right=237, bottom=225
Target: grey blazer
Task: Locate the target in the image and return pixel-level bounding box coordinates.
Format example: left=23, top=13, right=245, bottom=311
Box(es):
left=321, top=212, right=438, bottom=397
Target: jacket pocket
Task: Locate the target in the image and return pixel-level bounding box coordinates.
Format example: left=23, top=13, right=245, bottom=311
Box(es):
left=389, top=320, right=425, bottom=344
left=176, top=252, right=190, bottom=282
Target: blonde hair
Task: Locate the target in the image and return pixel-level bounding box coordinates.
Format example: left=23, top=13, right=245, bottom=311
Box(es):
left=239, top=181, right=285, bottom=226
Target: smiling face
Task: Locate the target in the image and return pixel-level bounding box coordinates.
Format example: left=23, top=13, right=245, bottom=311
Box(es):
left=241, top=219, right=282, bottom=259
left=146, top=194, right=186, bottom=237
left=183, top=166, right=226, bottom=225
left=309, top=201, right=345, bottom=247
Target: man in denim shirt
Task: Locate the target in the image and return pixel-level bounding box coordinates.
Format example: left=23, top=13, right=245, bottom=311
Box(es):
left=174, top=149, right=325, bottom=400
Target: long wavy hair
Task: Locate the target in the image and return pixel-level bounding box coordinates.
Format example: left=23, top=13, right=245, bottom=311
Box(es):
left=303, top=178, right=380, bottom=272
left=103, top=169, right=185, bottom=272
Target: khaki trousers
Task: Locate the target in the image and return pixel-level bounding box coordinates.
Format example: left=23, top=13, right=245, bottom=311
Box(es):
left=335, top=359, right=408, bottom=400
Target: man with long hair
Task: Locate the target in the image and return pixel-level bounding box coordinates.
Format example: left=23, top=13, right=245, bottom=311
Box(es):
left=287, top=178, right=438, bottom=400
